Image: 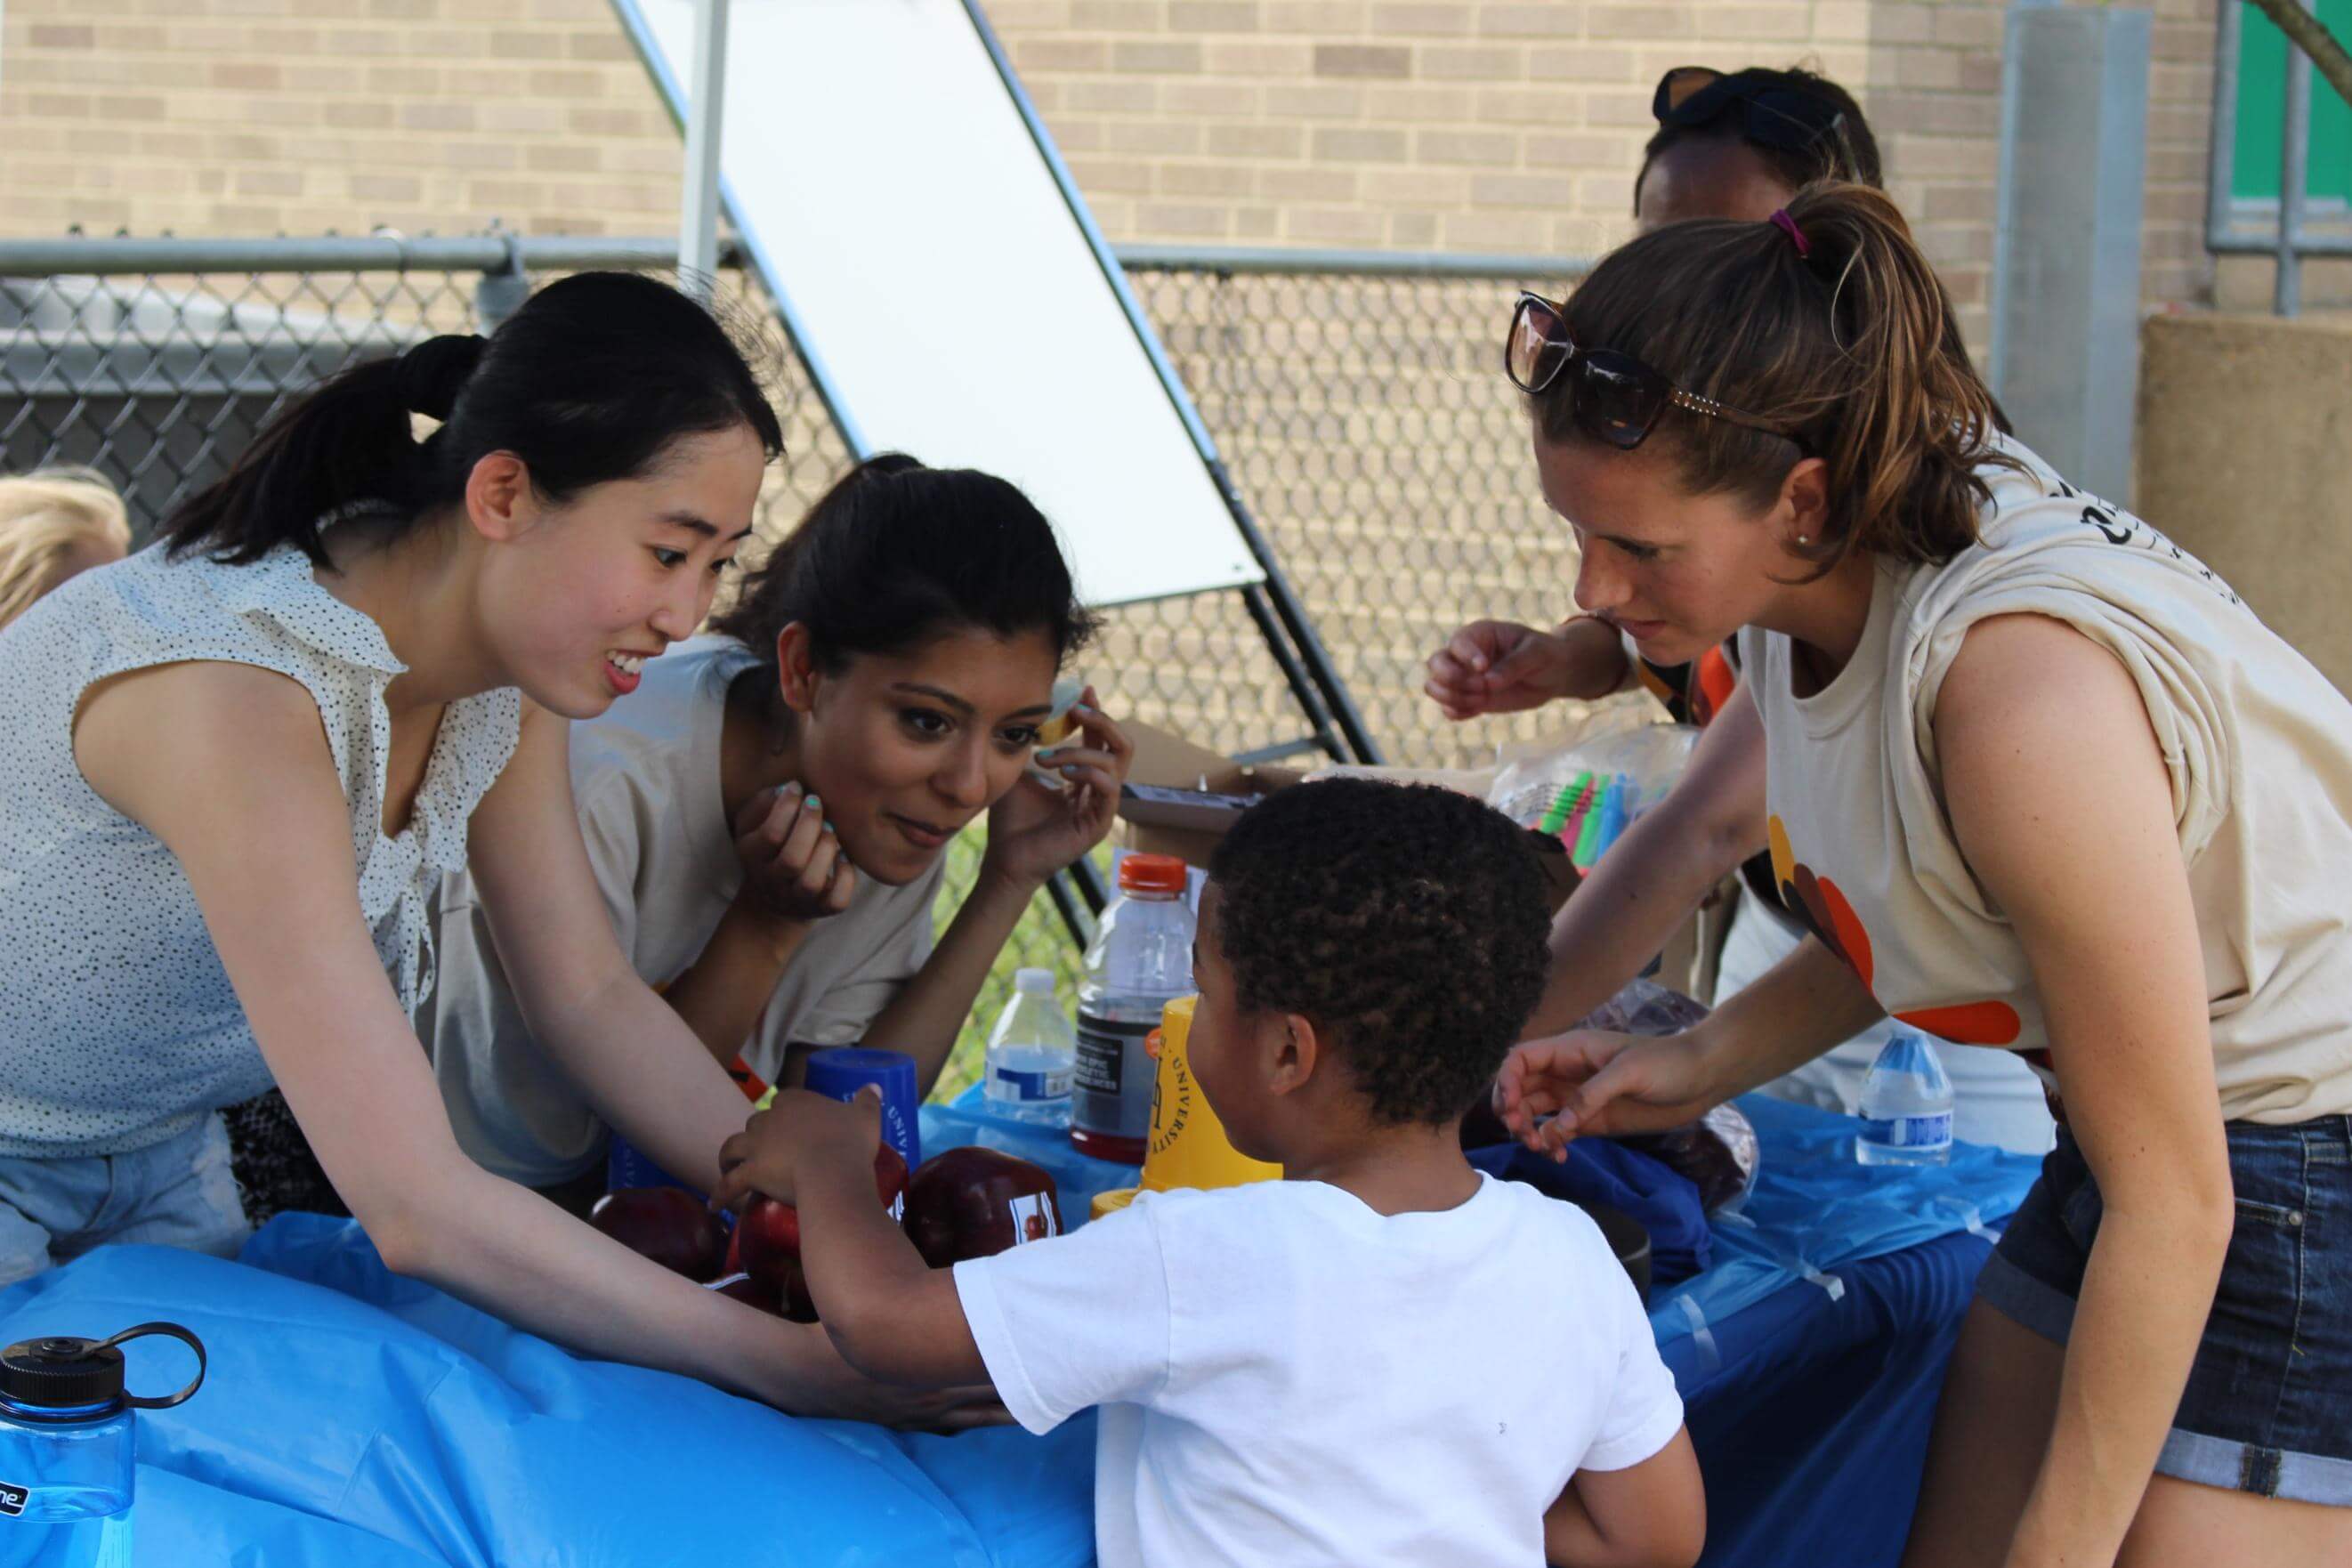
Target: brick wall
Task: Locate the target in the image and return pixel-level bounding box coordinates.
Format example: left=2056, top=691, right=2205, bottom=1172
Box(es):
left=0, top=0, right=2239, bottom=343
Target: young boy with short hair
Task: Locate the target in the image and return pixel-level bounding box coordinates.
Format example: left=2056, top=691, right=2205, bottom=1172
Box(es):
left=715, top=779, right=1701, bottom=1567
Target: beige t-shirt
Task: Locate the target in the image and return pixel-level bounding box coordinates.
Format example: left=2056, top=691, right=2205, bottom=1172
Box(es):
left=1740, top=438, right=2352, bottom=1125
left=424, top=635, right=944, bottom=1186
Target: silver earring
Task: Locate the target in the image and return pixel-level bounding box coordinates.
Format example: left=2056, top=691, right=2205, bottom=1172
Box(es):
left=1795, top=533, right=1811, bottom=545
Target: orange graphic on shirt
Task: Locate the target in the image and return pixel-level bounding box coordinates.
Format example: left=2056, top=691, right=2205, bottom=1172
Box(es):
left=1766, top=816, right=2023, bottom=1047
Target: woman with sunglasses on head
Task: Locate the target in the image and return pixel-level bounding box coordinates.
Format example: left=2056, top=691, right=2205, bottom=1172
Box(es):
left=425, top=454, right=1129, bottom=1211
left=1427, top=64, right=2053, bottom=1156
left=0, top=273, right=989, bottom=1428
left=1492, top=185, right=2352, bottom=1565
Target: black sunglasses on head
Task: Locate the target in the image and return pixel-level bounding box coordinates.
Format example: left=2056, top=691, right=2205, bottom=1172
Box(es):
left=1504, top=293, right=1798, bottom=452
left=1653, top=66, right=1851, bottom=162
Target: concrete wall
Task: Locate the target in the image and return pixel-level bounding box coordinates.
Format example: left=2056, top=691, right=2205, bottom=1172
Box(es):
left=2137, top=309, right=2352, bottom=691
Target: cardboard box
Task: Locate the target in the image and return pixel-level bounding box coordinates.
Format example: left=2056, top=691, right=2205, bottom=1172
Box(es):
left=1115, top=720, right=1580, bottom=911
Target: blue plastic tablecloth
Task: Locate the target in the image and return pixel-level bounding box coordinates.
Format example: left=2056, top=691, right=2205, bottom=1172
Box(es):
left=0, top=1095, right=2042, bottom=1567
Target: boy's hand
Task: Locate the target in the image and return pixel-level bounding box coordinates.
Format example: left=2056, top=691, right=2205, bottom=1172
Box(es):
left=711, top=1087, right=882, bottom=1212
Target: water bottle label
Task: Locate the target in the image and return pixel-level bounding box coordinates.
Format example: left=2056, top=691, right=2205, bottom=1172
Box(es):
left=990, top=1065, right=1072, bottom=1103
left=0, top=1478, right=24, bottom=1517
left=1862, top=1112, right=1952, bottom=1150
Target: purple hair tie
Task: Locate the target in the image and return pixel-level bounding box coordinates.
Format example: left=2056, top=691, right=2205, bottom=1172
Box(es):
left=1769, top=208, right=1810, bottom=259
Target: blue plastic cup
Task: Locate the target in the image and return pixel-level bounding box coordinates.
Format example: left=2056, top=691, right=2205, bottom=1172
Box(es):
left=801, top=1047, right=921, bottom=1171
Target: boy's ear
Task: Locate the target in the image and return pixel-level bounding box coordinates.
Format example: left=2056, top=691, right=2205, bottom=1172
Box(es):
left=1263, top=1010, right=1321, bottom=1098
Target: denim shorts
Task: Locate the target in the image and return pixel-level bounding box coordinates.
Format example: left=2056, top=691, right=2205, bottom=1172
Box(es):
left=0, top=1114, right=250, bottom=1290
left=1975, top=1117, right=2352, bottom=1505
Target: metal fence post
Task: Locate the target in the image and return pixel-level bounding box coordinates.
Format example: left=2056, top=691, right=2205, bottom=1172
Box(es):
left=475, top=230, right=529, bottom=332
left=2277, top=0, right=2315, bottom=317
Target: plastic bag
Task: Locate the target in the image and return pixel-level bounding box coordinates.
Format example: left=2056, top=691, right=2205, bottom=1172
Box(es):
left=1576, top=978, right=1761, bottom=1212
left=1489, top=723, right=1700, bottom=869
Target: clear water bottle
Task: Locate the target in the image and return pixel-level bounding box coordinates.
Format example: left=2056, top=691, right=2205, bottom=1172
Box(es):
left=0, top=1322, right=205, bottom=1568
left=1071, top=853, right=1195, bottom=1166
left=984, top=967, right=1079, bottom=1125
left=1856, top=1031, right=1955, bottom=1166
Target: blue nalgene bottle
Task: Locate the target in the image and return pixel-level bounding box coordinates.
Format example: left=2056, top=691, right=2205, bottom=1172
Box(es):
left=0, top=1323, right=205, bottom=1568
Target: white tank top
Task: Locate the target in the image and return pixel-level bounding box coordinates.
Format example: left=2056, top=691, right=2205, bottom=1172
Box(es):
left=0, top=538, right=520, bottom=1156
left=1740, top=437, right=2352, bottom=1125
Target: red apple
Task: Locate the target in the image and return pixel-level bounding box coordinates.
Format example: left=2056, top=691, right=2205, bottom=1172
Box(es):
left=590, top=1187, right=728, bottom=1281
left=735, top=1144, right=911, bottom=1311
left=902, top=1146, right=1063, bottom=1269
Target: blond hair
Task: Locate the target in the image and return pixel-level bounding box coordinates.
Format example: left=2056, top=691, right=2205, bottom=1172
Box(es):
left=0, top=468, right=133, bottom=633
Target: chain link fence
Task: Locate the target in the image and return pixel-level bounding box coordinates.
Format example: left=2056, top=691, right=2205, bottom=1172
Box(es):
left=1, top=236, right=1617, bottom=1096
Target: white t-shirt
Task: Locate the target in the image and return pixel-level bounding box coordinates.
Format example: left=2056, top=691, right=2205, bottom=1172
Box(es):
left=1741, top=436, right=2352, bottom=1124
left=0, top=540, right=518, bottom=1157
left=424, top=636, right=943, bottom=1185
left=953, top=1174, right=1683, bottom=1568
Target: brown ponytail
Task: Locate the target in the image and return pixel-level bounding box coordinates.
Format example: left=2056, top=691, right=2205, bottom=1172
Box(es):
left=1542, top=181, right=2018, bottom=573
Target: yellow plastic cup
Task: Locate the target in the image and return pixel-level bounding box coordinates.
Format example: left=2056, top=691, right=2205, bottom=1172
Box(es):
left=1143, top=995, right=1281, bottom=1192
left=1091, top=1185, right=1139, bottom=1221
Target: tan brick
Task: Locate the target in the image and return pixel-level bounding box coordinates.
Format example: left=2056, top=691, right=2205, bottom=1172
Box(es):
left=1932, top=6, right=2004, bottom=50
left=526, top=67, right=603, bottom=96
left=1110, top=117, right=1205, bottom=152
left=487, top=101, right=566, bottom=134
left=28, top=23, right=97, bottom=47
left=1066, top=156, right=1158, bottom=192
left=1362, top=166, right=1468, bottom=203
left=1313, top=42, right=1410, bottom=77
left=1363, top=84, right=1476, bottom=120
left=442, top=141, right=521, bottom=171
left=26, top=93, right=94, bottom=119
left=1115, top=40, right=1205, bottom=73
left=211, top=61, right=282, bottom=90
left=1869, top=4, right=1936, bottom=44
left=1016, top=38, right=1110, bottom=72
left=1053, top=119, right=1106, bottom=151
left=95, top=94, right=169, bottom=120
left=1160, top=160, right=1258, bottom=196
left=1265, top=1, right=1367, bottom=28
left=1068, top=77, right=1160, bottom=111
left=1073, top=1, right=1164, bottom=28
left=1287, top=206, right=1386, bottom=242
left=1313, top=125, right=1408, bottom=160
left=1441, top=207, right=1550, bottom=248
left=566, top=28, right=634, bottom=61
left=1276, top=81, right=1365, bottom=114
left=400, top=101, right=476, bottom=132
left=1371, top=3, right=1475, bottom=35
left=1477, top=85, right=1581, bottom=125
left=1588, top=4, right=1685, bottom=39
left=1418, top=44, right=1521, bottom=80
left=1165, top=81, right=1262, bottom=115
left=1812, top=2, right=1870, bottom=43
left=1390, top=211, right=1439, bottom=245
left=1213, top=40, right=1316, bottom=73
left=1472, top=169, right=1567, bottom=206
left=323, top=28, right=400, bottom=55
left=1263, top=164, right=1359, bottom=198
left=489, top=28, right=562, bottom=59
left=1417, top=126, right=1516, bottom=164
left=527, top=142, right=603, bottom=174
left=1524, top=129, right=1623, bottom=168
left=1207, top=120, right=1304, bottom=157
left=368, top=64, right=441, bottom=94
left=1137, top=200, right=1232, bottom=235
left=1477, top=4, right=1584, bottom=38
left=1169, top=1, right=1263, bottom=30
left=1526, top=45, right=1633, bottom=82
left=250, top=26, right=324, bottom=53
left=1895, top=46, right=1961, bottom=91
left=232, top=166, right=303, bottom=197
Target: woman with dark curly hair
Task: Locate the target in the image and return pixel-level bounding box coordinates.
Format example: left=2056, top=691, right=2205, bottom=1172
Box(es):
left=427, top=453, right=1131, bottom=1211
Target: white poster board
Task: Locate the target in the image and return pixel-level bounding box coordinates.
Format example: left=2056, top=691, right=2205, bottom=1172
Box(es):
left=616, top=0, right=1265, bottom=609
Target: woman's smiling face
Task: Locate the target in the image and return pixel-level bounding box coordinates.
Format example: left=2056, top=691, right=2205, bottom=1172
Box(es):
left=781, top=623, right=1063, bottom=886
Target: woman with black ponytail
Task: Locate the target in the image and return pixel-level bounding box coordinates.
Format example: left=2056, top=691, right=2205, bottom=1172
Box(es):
left=0, top=271, right=987, bottom=1425
left=1492, top=187, right=2352, bottom=1559
left=428, top=453, right=1128, bottom=1201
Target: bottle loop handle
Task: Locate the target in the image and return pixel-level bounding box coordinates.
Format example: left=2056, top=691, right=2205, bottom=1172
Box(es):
left=93, top=1322, right=206, bottom=1410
